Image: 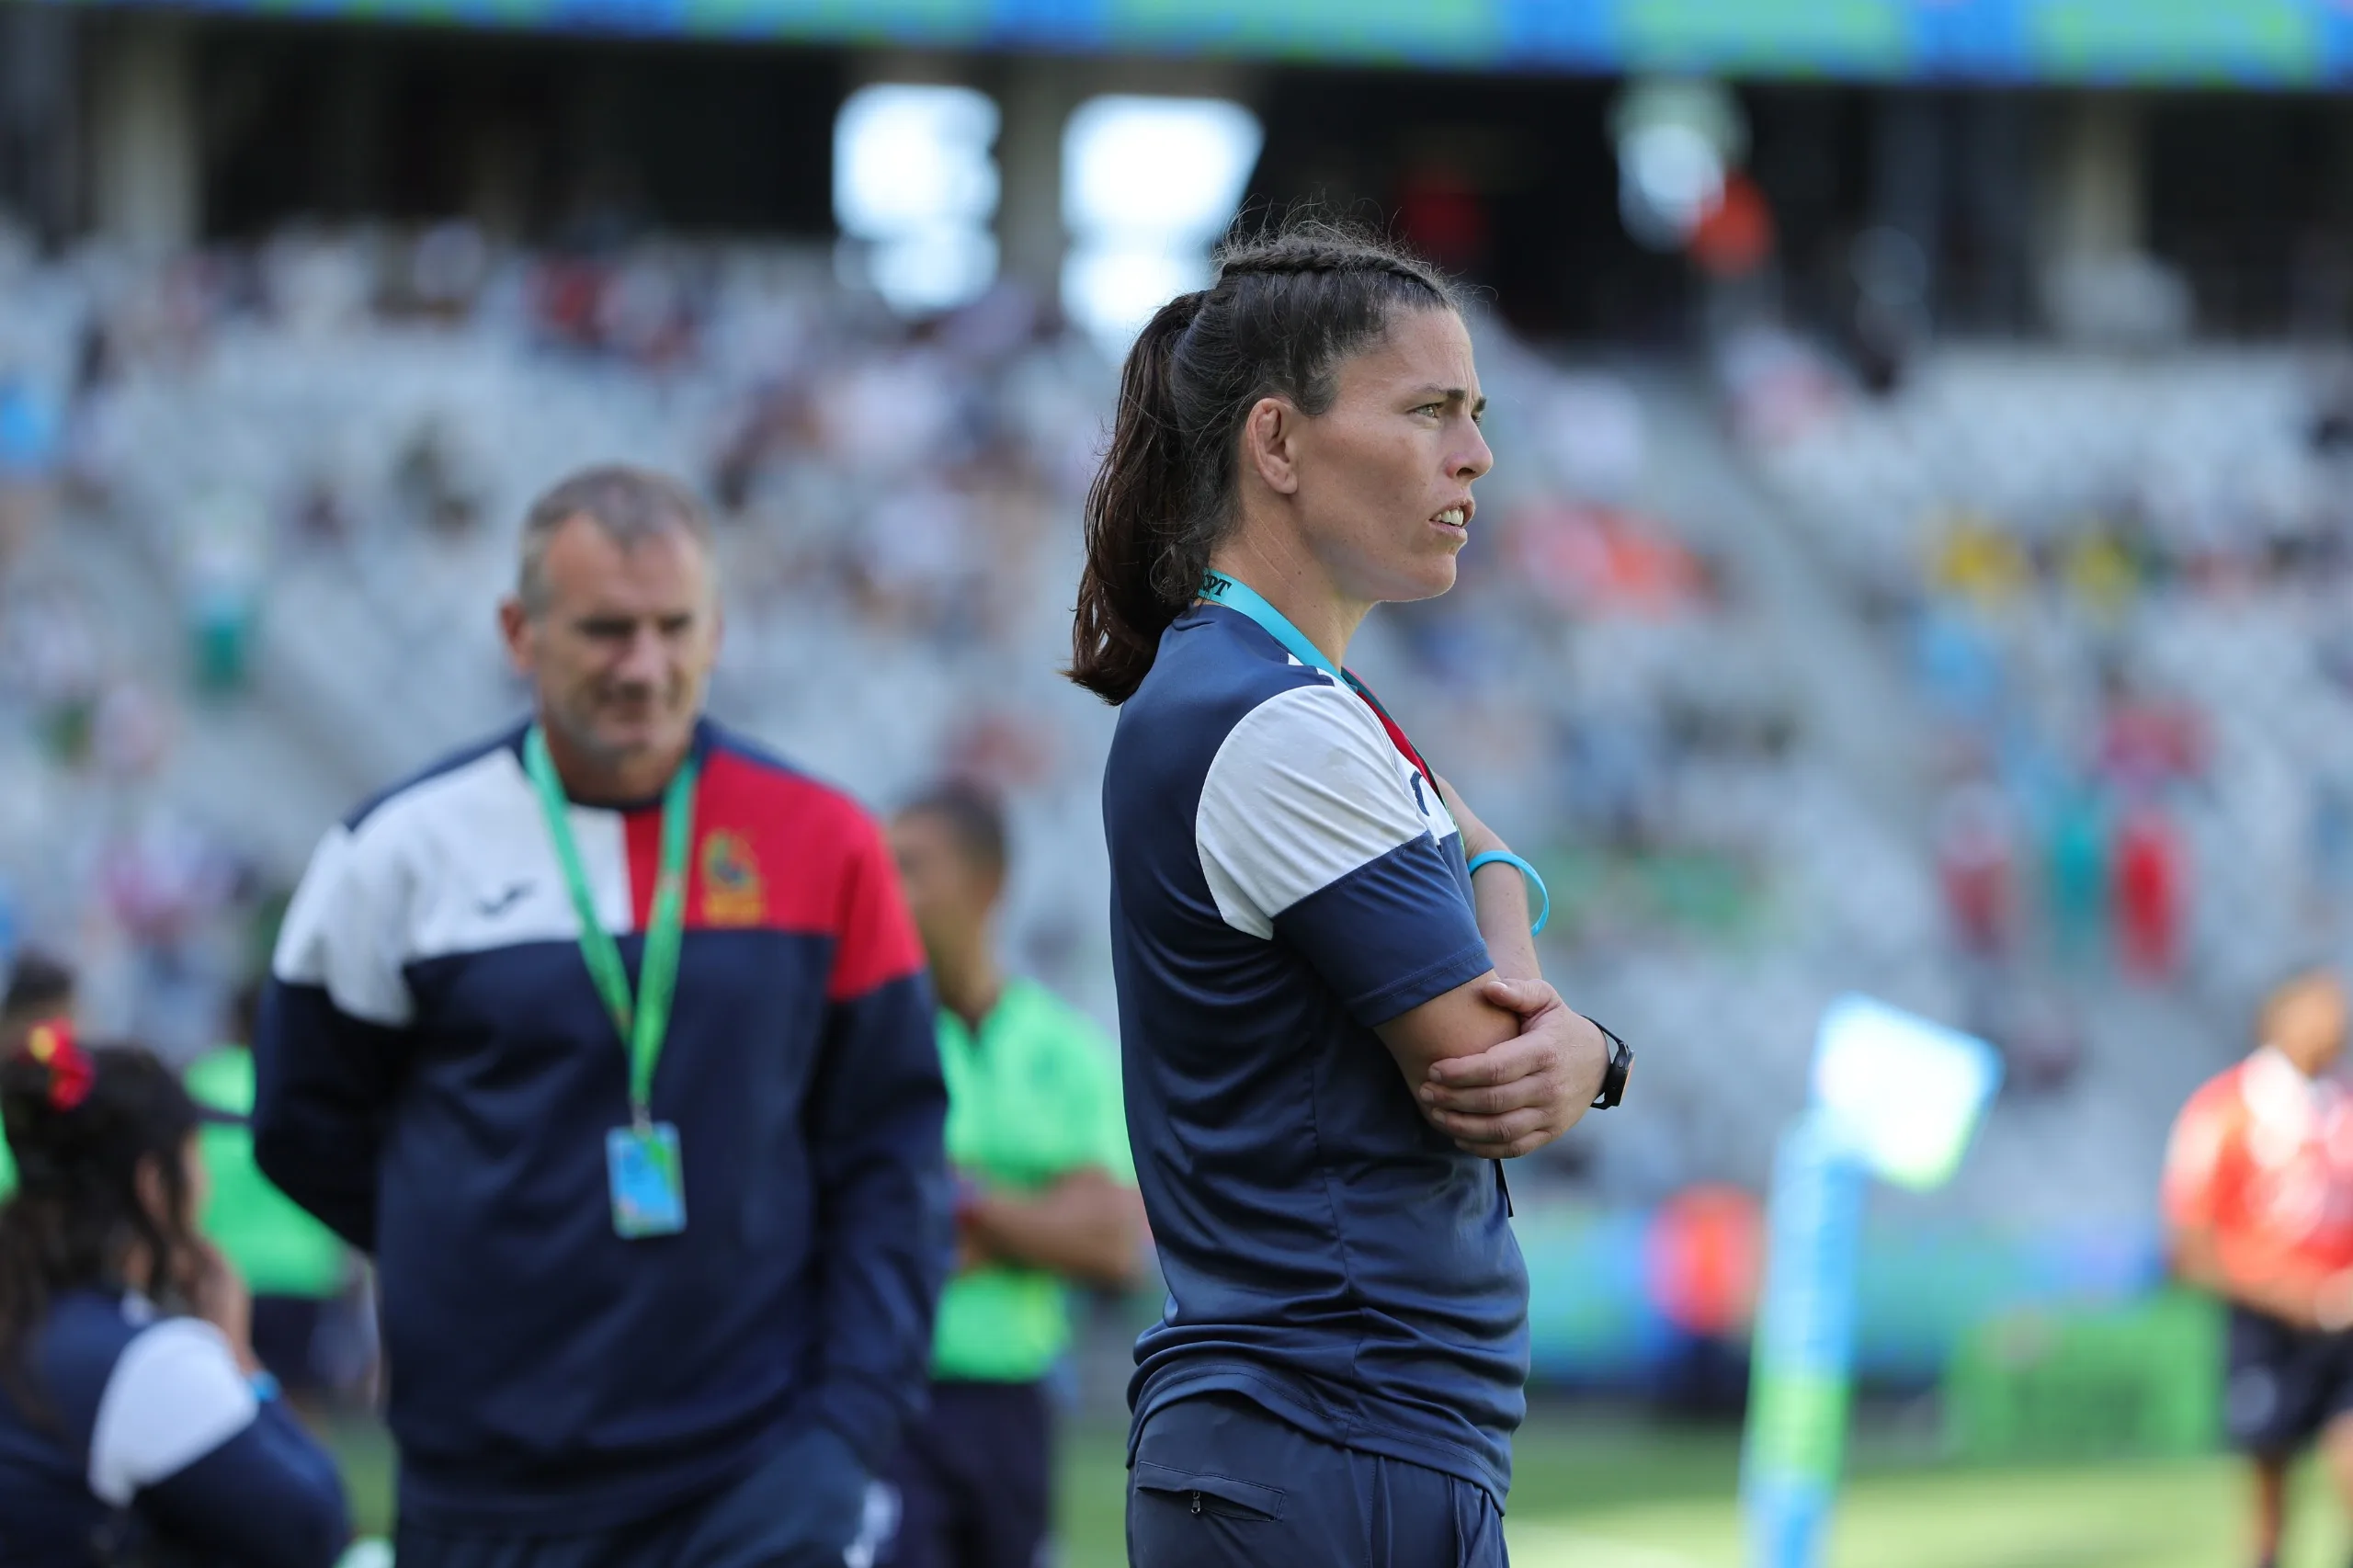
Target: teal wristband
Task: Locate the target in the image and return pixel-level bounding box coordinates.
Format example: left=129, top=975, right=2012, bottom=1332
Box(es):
left=1465, top=851, right=1550, bottom=936
left=247, top=1369, right=281, bottom=1403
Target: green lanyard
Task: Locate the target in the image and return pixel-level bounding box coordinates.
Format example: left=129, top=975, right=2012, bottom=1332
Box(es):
left=523, top=726, right=699, bottom=1130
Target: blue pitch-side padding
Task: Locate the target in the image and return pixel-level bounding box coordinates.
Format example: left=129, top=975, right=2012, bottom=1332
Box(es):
left=1515, top=1199, right=2165, bottom=1395
left=1522, top=1207, right=1681, bottom=1389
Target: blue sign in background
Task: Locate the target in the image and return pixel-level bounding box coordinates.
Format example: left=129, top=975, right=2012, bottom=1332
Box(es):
left=1741, top=1120, right=1870, bottom=1568
left=31, top=0, right=2353, bottom=85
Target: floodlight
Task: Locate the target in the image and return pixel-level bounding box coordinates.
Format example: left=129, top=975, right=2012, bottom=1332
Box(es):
left=834, top=84, right=1001, bottom=314
left=1061, top=95, right=1263, bottom=358
left=1062, top=96, right=1262, bottom=243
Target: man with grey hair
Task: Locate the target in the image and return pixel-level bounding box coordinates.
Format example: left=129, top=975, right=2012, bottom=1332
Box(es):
left=255, top=464, right=952, bottom=1568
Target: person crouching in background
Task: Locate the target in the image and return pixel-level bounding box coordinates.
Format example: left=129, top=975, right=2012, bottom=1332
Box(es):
left=0, top=1018, right=348, bottom=1567
left=884, top=782, right=1145, bottom=1568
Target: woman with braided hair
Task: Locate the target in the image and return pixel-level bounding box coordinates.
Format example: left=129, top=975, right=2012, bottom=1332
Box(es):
left=1074, top=220, right=1631, bottom=1565
left=0, top=1020, right=348, bottom=1567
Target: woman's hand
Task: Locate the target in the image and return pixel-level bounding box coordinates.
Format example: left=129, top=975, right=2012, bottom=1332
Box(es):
left=1434, top=775, right=1506, bottom=861
left=192, top=1242, right=265, bottom=1376
left=1417, top=977, right=1611, bottom=1158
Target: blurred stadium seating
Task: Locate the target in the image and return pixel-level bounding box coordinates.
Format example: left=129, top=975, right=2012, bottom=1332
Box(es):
left=3, top=215, right=2306, bottom=1238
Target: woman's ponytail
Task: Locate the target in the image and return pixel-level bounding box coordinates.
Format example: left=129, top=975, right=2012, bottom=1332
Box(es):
left=1069, top=292, right=1207, bottom=704
left=1066, top=218, right=1461, bottom=705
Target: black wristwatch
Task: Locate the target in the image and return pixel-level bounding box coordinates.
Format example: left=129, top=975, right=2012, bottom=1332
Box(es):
left=1590, top=1020, right=1632, bottom=1109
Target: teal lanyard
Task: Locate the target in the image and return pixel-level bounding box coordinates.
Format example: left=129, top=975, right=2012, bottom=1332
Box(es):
left=1198, top=573, right=1548, bottom=940
left=1199, top=571, right=1438, bottom=786
left=523, top=726, right=699, bottom=1130
left=1199, top=571, right=1345, bottom=683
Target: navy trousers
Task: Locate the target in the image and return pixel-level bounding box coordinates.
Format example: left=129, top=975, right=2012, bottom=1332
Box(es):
left=1125, top=1393, right=1508, bottom=1568
left=879, top=1380, right=1053, bottom=1568
left=394, top=1423, right=891, bottom=1568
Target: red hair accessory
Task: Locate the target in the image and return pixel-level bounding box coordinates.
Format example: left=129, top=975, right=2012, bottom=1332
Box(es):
left=23, top=1018, right=94, bottom=1111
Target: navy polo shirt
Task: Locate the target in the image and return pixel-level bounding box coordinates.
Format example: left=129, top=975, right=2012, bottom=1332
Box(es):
left=1102, top=603, right=1529, bottom=1506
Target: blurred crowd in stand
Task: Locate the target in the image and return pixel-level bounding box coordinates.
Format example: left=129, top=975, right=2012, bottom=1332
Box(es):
left=1750, top=341, right=2353, bottom=983
left=1738, top=334, right=2353, bottom=1081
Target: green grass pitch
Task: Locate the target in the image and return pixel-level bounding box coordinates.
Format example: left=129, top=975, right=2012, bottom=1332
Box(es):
left=327, top=1409, right=2347, bottom=1567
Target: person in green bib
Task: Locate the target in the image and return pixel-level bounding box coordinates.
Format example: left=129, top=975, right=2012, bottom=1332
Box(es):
left=883, top=781, right=1143, bottom=1568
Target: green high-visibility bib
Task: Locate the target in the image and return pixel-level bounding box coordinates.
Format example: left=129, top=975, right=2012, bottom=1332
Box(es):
left=186, top=1048, right=348, bottom=1300
left=933, top=979, right=1134, bottom=1383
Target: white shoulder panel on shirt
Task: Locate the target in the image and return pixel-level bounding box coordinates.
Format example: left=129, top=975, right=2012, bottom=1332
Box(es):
left=272, top=744, right=636, bottom=1017
left=271, top=823, right=414, bottom=1026
left=1195, top=680, right=1446, bottom=938
left=87, top=1318, right=259, bottom=1506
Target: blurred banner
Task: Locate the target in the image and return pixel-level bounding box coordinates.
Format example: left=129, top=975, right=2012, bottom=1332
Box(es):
left=26, top=0, right=2353, bottom=85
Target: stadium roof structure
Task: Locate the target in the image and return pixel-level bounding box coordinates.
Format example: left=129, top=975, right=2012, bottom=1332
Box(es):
left=34, top=0, right=2353, bottom=88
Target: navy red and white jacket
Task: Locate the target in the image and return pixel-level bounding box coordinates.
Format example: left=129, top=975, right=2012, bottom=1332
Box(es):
left=0, top=1289, right=347, bottom=1567
left=252, top=719, right=951, bottom=1532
